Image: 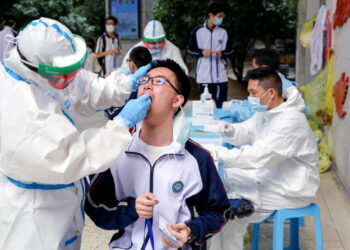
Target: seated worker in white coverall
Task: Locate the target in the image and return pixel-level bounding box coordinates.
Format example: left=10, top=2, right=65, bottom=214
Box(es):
left=226, top=48, right=300, bottom=122
left=208, top=67, right=319, bottom=250
left=120, top=20, right=188, bottom=75
left=0, top=17, right=152, bottom=250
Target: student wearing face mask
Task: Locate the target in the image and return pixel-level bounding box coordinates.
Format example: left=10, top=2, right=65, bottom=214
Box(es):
left=96, top=16, right=121, bottom=76
left=207, top=67, right=319, bottom=250
left=187, top=2, right=233, bottom=108
left=85, top=59, right=231, bottom=250
left=120, top=20, right=188, bottom=75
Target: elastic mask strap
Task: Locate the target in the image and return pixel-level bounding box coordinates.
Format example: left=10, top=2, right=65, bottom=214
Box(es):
left=2, top=34, right=17, bottom=60
left=177, top=95, right=186, bottom=117
left=260, top=89, right=272, bottom=99
left=261, top=89, right=272, bottom=106
left=265, top=96, right=272, bottom=107
left=5, top=34, right=17, bottom=44
left=179, top=105, right=185, bottom=117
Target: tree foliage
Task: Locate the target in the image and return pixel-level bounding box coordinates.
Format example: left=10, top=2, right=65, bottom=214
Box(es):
left=154, top=0, right=297, bottom=82
left=11, top=0, right=105, bottom=40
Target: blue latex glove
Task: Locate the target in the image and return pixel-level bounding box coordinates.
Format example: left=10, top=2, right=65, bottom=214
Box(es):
left=239, top=100, right=255, bottom=121
left=117, top=66, right=131, bottom=75
left=303, top=106, right=309, bottom=113
left=228, top=102, right=242, bottom=118
left=118, top=94, right=152, bottom=128
left=129, top=63, right=152, bottom=90
left=229, top=100, right=255, bottom=123
left=230, top=198, right=255, bottom=220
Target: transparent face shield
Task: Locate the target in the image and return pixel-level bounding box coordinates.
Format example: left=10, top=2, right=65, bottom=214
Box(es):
left=17, top=35, right=91, bottom=90
left=143, top=35, right=165, bottom=54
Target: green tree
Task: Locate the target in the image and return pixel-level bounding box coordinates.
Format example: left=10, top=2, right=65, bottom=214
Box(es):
left=154, top=0, right=297, bottom=82
left=11, top=0, right=105, bottom=40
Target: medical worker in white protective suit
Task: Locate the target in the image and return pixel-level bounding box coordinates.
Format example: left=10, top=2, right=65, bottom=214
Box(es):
left=120, top=20, right=188, bottom=75
left=208, top=67, right=319, bottom=250
left=0, top=17, right=152, bottom=250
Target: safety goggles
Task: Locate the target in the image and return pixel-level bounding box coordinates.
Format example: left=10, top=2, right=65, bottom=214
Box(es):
left=136, top=75, right=180, bottom=94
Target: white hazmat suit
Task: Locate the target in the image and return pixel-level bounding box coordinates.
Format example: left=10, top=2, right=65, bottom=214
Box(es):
left=0, top=18, right=149, bottom=250
left=209, top=87, right=320, bottom=250
left=121, top=20, right=188, bottom=75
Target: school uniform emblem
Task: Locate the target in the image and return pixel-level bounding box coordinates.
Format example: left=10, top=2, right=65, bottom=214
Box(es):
left=172, top=181, right=184, bottom=193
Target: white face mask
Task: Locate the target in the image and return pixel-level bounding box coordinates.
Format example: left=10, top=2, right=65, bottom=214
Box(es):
left=213, top=17, right=223, bottom=26
left=173, top=98, right=191, bottom=152
left=247, top=89, right=272, bottom=112
left=149, top=48, right=162, bottom=55
left=106, top=25, right=115, bottom=33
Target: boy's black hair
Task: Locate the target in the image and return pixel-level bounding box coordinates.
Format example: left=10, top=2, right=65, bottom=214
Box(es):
left=3, top=12, right=16, bottom=27
left=246, top=67, right=282, bottom=97
left=152, top=59, right=191, bottom=115
left=252, top=48, right=280, bottom=71
left=207, top=2, right=225, bottom=16
left=129, top=46, right=152, bottom=69
left=105, top=16, right=118, bottom=25
left=86, top=39, right=95, bottom=50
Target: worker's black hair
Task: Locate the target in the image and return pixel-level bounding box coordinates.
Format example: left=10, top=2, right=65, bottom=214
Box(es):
left=105, top=16, right=118, bottom=25
left=246, top=67, right=282, bottom=97
left=152, top=59, right=191, bottom=115
left=207, top=2, right=225, bottom=16
left=252, top=48, right=280, bottom=71
left=129, top=46, right=152, bottom=69
left=3, top=12, right=16, bottom=27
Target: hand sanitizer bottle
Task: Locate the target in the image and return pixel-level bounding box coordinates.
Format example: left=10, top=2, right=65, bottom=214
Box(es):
left=200, top=84, right=212, bottom=101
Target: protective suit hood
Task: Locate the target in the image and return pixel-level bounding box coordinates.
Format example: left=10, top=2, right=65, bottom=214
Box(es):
left=15, top=17, right=88, bottom=90
left=18, top=17, right=77, bottom=65
left=4, top=49, right=48, bottom=88
left=269, top=86, right=306, bottom=113
left=142, top=20, right=166, bottom=42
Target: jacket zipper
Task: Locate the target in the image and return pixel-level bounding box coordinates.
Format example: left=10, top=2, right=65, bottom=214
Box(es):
left=149, top=166, right=154, bottom=193
left=210, top=29, right=213, bottom=83
left=125, top=151, right=183, bottom=199
left=126, top=151, right=182, bottom=249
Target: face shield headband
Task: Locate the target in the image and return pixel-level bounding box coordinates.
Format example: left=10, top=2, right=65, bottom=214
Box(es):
left=17, top=35, right=88, bottom=90
left=143, top=35, right=166, bottom=51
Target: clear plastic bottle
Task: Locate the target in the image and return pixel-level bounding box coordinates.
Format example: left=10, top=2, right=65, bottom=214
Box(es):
left=200, top=84, right=212, bottom=101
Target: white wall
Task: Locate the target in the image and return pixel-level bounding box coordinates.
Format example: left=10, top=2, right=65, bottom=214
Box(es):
left=297, top=0, right=350, bottom=192
left=327, top=1, right=350, bottom=191
left=296, top=0, right=323, bottom=85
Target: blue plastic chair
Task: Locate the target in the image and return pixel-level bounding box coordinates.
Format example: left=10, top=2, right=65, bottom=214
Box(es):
left=251, top=203, right=323, bottom=250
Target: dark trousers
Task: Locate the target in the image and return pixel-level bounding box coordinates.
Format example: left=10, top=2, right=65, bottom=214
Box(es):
left=198, top=82, right=228, bottom=108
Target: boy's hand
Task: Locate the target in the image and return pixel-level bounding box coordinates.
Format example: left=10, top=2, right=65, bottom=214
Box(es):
left=135, top=192, right=159, bottom=219
left=202, top=49, right=212, bottom=57
left=161, top=223, right=191, bottom=248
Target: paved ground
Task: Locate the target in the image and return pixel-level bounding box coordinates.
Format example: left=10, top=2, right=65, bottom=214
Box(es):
left=78, top=77, right=350, bottom=250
